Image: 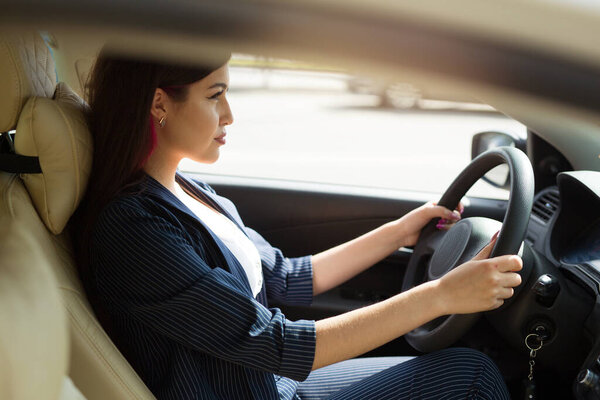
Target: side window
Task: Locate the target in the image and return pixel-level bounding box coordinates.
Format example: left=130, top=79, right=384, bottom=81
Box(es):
left=180, top=56, right=526, bottom=200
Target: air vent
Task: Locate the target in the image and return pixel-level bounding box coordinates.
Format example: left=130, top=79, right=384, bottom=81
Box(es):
left=532, top=189, right=560, bottom=223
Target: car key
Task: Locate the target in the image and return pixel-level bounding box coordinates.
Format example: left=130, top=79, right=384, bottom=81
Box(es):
left=523, top=333, right=544, bottom=400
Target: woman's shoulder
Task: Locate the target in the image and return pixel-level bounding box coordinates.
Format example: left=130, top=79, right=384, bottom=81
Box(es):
left=92, top=193, right=194, bottom=259
left=101, top=172, right=178, bottom=216
left=93, top=197, right=147, bottom=241
left=98, top=191, right=151, bottom=219
left=95, top=186, right=175, bottom=234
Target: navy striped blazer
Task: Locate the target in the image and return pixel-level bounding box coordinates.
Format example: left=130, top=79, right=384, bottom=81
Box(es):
left=89, top=171, right=316, bottom=399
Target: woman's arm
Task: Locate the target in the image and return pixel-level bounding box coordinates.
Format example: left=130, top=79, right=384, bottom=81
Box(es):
left=312, top=233, right=522, bottom=370
left=312, top=201, right=463, bottom=296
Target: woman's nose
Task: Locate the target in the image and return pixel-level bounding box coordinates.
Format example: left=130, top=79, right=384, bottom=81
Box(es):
left=220, top=97, right=234, bottom=126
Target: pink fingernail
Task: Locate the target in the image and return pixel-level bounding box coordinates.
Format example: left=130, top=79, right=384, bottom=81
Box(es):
left=492, top=230, right=500, bottom=241
left=446, top=211, right=461, bottom=220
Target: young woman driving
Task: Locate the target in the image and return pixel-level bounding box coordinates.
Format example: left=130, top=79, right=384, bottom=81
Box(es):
left=71, top=49, right=522, bottom=400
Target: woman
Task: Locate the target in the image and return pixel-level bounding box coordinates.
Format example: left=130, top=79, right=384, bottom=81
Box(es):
left=71, top=49, right=522, bottom=400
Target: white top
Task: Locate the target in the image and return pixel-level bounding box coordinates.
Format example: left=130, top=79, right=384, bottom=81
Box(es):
left=174, top=182, right=264, bottom=298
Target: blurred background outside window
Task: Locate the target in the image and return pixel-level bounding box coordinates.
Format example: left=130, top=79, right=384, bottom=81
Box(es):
left=179, top=54, right=527, bottom=200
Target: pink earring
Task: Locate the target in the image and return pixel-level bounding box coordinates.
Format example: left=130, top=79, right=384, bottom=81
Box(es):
left=159, top=115, right=166, bottom=128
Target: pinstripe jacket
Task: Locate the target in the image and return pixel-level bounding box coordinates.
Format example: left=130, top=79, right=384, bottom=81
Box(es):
left=89, top=171, right=316, bottom=400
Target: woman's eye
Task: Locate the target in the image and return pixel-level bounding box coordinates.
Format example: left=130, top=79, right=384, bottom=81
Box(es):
left=208, top=91, right=224, bottom=100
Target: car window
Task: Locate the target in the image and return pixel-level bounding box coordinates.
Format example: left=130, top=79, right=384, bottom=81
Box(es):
left=180, top=57, right=527, bottom=200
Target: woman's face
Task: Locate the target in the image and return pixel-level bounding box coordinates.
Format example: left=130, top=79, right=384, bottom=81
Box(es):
left=160, top=64, right=233, bottom=164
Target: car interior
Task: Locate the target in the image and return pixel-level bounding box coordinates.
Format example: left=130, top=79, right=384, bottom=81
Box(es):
left=1, top=3, right=599, bottom=398
left=0, top=32, right=155, bottom=400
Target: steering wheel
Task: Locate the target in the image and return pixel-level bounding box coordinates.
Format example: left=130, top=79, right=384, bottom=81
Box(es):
left=401, top=146, right=534, bottom=352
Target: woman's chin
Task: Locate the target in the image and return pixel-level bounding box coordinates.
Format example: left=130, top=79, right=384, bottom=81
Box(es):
left=191, top=150, right=220, bottom=165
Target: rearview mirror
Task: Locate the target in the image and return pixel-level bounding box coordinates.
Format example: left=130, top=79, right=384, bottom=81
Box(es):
left=472, top=131, right=526, bottom=190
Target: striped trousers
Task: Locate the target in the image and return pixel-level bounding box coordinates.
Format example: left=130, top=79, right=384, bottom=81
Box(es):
left=297, top=348, right=510, bottom=399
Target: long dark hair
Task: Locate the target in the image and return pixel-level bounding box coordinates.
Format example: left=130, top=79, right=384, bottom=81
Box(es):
left=70, top=48, right=230, bottom=297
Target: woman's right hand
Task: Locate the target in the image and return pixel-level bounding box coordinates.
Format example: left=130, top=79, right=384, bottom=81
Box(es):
left=313, top=230, right=523, bottom=369
left=436, top=231, right=523, bottom=315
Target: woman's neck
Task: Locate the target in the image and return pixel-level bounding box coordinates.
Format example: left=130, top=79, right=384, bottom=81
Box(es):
left=142, top=150, right=181, bottom=195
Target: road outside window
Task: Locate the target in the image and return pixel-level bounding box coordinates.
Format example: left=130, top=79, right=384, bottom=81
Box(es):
left=180, top=63, right=526, bottom=200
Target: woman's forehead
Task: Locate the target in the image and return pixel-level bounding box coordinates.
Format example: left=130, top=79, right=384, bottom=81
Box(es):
left=199, top=64, right=229, bottom=88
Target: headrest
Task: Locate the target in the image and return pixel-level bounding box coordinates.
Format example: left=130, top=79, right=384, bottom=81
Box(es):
left=15, top=82, right=93, bottom=234
left=0, top=32, right=57, bottom=132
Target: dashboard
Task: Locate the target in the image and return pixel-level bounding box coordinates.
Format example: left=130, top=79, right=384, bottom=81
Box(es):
left=562, top=219, right=600, bottom=265
left=521, top=171, right=600, bottom=399
left=525, top=171, right=600, bottom=269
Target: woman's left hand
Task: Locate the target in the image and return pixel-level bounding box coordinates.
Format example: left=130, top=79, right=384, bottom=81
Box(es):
left=394, top=201, right=464, bottom=248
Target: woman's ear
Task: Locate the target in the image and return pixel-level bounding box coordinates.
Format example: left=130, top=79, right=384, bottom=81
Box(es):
left=150, top=88, right=168, bottom=120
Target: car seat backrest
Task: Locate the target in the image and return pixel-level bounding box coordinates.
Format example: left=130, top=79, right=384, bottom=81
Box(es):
left=0, top=32, right=155, bottom=400
left=0, top=186, right=68, bottom=400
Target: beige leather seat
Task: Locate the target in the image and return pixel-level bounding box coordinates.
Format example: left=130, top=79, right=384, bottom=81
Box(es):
left=0, top=32, right=155, bottom=400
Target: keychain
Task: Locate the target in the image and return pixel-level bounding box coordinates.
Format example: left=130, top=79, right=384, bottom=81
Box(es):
left=523, top=333, right=544, bottom=400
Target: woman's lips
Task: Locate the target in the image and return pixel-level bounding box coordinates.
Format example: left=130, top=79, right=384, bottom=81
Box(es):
left=214, top=133, right=226, bottom=145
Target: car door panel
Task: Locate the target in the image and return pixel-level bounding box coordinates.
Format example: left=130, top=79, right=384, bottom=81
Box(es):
left=203, top=177, right=508, bottom=355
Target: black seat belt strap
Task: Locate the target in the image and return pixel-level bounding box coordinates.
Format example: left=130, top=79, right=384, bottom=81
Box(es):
left=0, top=153, right=42, bottom=173
left=0, top=131, right=42, bottom=173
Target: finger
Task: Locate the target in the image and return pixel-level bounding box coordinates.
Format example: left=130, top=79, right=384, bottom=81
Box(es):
left=436, top=221, right=453, bottom=230
left=457, top=202, right=465, bottom=214
left=430, top=205, right=462, bottom=221
left=494, top=255, right=523, bottom=273
left=497, top=287, right=514, bottom=299
left=472, top=230, right=500, bottom=261
left=490, top=299, right=504, bottom=310
left=436, top=218, right=460, bottom=230
left=499, top=272, right=522, bottom=288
